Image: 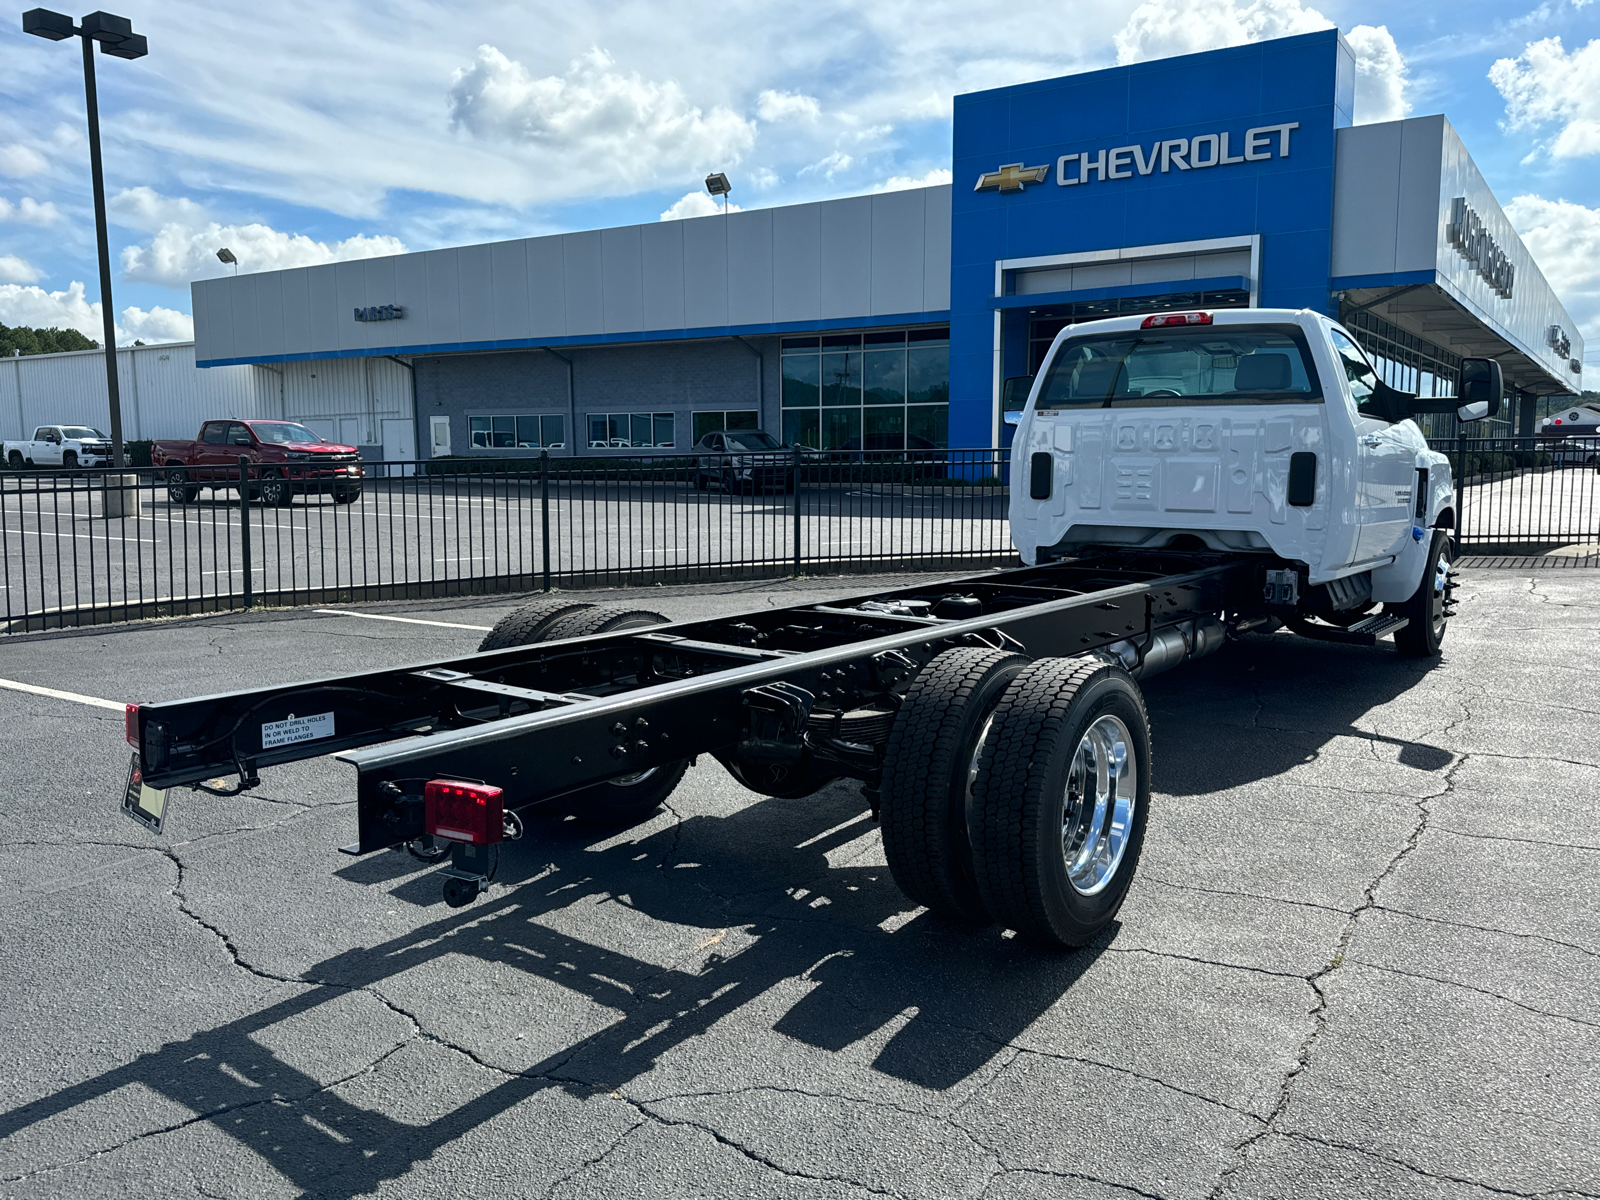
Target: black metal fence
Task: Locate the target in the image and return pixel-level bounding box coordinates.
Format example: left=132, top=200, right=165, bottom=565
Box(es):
left=1429, top=435, right=1600, bottom=553
left=5, top=437, right=1594, bottom=634
left=0, top=448, right=1012, bottom=633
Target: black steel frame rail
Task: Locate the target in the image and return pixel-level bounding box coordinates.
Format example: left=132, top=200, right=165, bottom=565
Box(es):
left=130, top=553, right=1253, bottom=851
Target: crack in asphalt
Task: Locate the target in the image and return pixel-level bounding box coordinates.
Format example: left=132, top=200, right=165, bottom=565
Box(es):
left=538, top=1119, right=647, bottom=1200
left=1429, top=825, right=1600, bottom=853
left=1371, top=904, right=1600, bottom=960
left=1344, top=960, right=1600, bottom=1029
left=0, top=1040, right=412, bottom=1187
left=1138, top=875, right=1350, bottom=916
left=1204, top=748, right=1462, bottom=1199
left=979, top=1166, right=1173, bottom=1200
left=1280, top=1130, right=1600, bottom=1199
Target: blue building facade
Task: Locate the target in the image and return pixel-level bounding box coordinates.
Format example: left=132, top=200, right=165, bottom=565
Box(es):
left=191, top=32, right=1580, bottom=460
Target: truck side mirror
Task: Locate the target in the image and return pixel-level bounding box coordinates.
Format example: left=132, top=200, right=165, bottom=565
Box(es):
left=1002, top=375, right=1034, bottom=426
left=1457, top=358, right=1503, bottom=421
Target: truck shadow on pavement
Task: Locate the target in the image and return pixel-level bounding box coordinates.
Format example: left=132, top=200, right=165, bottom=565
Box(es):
left=0, top=632, right=1451, bottom=1198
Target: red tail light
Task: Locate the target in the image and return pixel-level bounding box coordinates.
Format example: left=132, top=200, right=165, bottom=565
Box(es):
left=424, top=780, right=504, bottom=845
left=125, top=703, right=140, bottom=748
left=1142, top=311, right=1212, bottom=328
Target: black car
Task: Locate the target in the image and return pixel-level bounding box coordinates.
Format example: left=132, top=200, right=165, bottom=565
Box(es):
left=692, top=429, right=795, bottom=492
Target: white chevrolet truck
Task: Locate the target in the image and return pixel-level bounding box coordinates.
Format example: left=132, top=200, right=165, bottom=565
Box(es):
left=124, top=307, right=1504, bottom=949
left=1006, top=307, right=1501, bottom=657
left=3, top=425, right=116, bottom=470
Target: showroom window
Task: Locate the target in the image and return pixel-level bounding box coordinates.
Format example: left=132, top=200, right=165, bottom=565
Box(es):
left=780, top=327, right=948, bottom=451
left=692, top=410, right=760, bottom=442
left=587, top=412, right=675, bottom=449
left=469, top=414, right=566, bottom=449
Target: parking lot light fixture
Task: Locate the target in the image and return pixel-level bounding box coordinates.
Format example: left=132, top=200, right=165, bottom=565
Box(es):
left=21, top=8, right=149, bottom=470
left=705, top=171, right=732, bottom=214
left=217, top=247, right=238, bottom=274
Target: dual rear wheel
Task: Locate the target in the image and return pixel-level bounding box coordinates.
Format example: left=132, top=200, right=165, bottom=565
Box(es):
left=880, top=648, right=1151, bottom=949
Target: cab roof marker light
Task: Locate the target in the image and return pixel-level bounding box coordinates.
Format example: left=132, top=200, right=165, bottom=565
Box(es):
left=1141, top=312, right=1212, bottom=329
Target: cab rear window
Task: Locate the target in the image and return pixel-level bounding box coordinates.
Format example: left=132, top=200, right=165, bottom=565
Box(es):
left=1036, top=325, right=1322, bottom=408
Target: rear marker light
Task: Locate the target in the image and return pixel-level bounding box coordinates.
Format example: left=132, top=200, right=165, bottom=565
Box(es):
left=1141, top=311, right=1212, bottom=329
left=424, top=779, right=505, bottom=846
left=125, top=703, right=141, bottom=748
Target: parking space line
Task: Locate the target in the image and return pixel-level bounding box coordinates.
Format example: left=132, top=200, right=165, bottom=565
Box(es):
left=0, top=677, right=124, bottom=711
left=314, top=609, right=492, bottom=631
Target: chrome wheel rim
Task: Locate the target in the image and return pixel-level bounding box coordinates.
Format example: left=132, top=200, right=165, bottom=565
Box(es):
left=1062, top=714, right=1137, bottom=896
left=610, top=767, right=658, bottom=787
left=1430, top=546, right=1452, bottom=639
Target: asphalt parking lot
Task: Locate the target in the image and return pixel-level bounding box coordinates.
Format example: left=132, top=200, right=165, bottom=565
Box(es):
left=0, top=567, right=1596, bottom=1199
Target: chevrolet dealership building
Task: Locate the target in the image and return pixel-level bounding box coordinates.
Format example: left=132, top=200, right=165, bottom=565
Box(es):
left=189, top=29, right=1584, bottom=461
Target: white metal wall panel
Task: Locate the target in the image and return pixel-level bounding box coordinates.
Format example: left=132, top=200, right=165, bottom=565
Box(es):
left=727, top=208, right=774, bottom=326
left=0, top=343, right=273, bottom=444
left=1396, top=118, right=1445, bottom=274
left=456, top=243, right=495, bottom=346
left=772, top=202, right=821, bottom=323
left=490, top=240, right=532, bottom=343
left=818, top=196, right=873, bottom=321
left=279, top=355, right=411, bottom=445
left=425, top=249, right=463, bottom=347
left=527, top=235, right=566, bottom=338
left=600, top=225, right=645, bottom=334
left=563, top=232, right=605, bottom=337
left=1330, top=120, right=1407, bottom=278
left=280, top=269, right=311, bottom=359
left=682, top=218, right=729, bottom=329
left=869, top=189, right=925, bottom=315
left=190, top=186, right=956, bottom=363
left=306, top=266, right=340, bottom=354
left=640, top=221, right=686, bottom=331
left=922, top=186, right=952, bottom=312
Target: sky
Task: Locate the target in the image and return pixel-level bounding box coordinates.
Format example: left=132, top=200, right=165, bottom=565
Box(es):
left=0, top=0, right=1597, bottom=377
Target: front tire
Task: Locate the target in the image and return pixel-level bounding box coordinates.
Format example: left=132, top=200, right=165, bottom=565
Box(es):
left=880, top=647, right=1029, bottom=922
left=257, top=470, right=291, bottom=508
left=969, top=657, right=1152, bottom=949
left=1389, top=529, right=1455, bottom=658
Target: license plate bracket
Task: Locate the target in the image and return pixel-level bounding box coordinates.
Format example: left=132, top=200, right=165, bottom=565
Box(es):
left=120, top=752, right=169, bottom=834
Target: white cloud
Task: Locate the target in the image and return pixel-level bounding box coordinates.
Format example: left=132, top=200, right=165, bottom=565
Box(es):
left=659, top=191, right=742, bottom=220
left=757, top=90, right=821, bottom=122
left=448, top=46, right=756, bottom=189
left=800, top=151, right=854, bottom=179
left=872, top=168, right=954, bottom=192
left=0, top=197, right=62, bottom=225
left=1113, top=0, right=1409, bottom=123
left=0, top=255, right=41, bottom=284
left=1490, top=38, right=1600, bottom=158
left=1505, top=194, right=1599, bottom=367
left=109, top=186, right=208, bottom=233
left=115, top=189, right=406, bottom=289
left=0, top=280, right=192, bottom=344
left=0, top=144, right=48, bottom=177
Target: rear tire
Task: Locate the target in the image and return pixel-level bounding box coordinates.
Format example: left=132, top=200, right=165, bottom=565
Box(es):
left=969, top=657, right=1152, bottom=949
left=8, top=451, right=23, bottom=469
left=541, top=606, right=670, bottom=641
left=1389, top=529, right=1454, bottom=658
left=880, top=647, right=1029, bottom=922
left=477, top=598, right=595, bottom=652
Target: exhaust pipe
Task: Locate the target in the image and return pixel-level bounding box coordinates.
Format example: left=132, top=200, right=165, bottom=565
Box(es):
left=1106, top=617, right=1226, bottom=680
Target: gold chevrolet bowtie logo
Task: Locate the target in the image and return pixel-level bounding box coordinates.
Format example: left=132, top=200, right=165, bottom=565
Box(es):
left=974, top=162, right=1051, bottom=193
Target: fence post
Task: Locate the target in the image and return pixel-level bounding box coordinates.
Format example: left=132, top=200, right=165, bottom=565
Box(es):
left=791, top=445, right=803, bottom=577
left=540, top=449, right=551, bottom=593
left=238, top=454, right=253, bottom=609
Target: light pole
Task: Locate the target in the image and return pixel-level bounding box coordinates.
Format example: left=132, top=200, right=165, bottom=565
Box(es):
left=22, top=9, right=148, bottom=470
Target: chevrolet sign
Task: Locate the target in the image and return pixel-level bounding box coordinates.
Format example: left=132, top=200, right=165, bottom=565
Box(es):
left=355, top=305, right=405, bottom=322
left=974, top=163, right=1051, bottom=193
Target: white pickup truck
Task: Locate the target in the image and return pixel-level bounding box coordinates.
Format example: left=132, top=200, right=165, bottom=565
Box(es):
left=3, top=425, right=116, bottom=470
left=1007, top=307, right=1502, bottom=657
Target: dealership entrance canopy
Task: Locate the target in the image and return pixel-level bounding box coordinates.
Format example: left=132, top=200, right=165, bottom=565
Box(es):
left=191, top=29, right=1583, bottom=459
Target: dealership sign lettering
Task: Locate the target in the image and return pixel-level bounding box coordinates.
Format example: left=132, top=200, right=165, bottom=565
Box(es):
left=354, top=305, right=405, bottom=322
left=974, top=123, right=1299, bottom=193
left=1447, top=197, right=1514, bottom=299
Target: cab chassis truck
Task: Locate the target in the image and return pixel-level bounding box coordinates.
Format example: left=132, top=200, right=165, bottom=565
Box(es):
left=121, top=309, right=1504, bottom=949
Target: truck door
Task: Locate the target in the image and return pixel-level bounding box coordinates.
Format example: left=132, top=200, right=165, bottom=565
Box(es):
left=37, top=427, right=63, bottom=466
left=195, top=421, right=232, bottom=480
left=1329, top=330, right=1413, bottom=560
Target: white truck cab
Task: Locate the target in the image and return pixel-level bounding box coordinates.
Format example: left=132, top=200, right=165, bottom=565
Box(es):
left=1007, top=308, right=1503, bottom=655
left=3, top=425, right=115, bottom=470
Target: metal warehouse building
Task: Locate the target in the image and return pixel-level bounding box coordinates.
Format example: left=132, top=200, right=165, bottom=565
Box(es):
left=168, top=29, right=1583, bottom=460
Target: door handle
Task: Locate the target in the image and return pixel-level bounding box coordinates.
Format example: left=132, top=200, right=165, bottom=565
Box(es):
left=1361, top=434, right=1382, bottom=448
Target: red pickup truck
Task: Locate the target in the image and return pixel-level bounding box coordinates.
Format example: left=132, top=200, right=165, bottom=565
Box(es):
left=154, top=420, right=365, bottom=507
